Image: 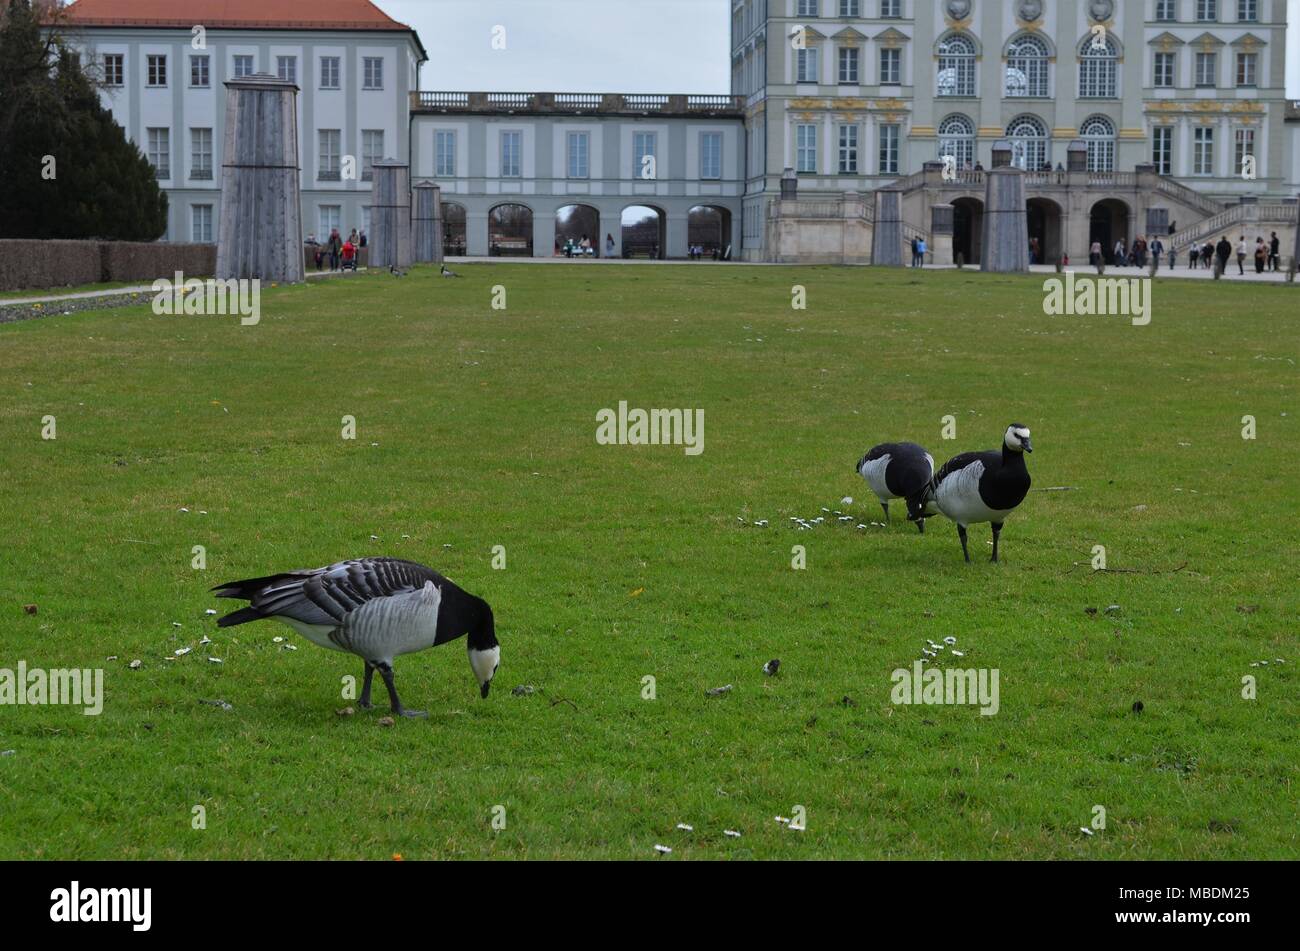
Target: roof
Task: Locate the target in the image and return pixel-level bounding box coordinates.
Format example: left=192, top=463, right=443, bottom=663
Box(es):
left=59, top=0, right=426, bottom=57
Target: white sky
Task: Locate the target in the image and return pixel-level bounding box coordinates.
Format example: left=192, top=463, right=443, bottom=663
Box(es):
left=378, top=0, right=1297, bottom=98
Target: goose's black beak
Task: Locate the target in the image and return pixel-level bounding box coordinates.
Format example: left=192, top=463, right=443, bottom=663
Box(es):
left=1021, top=439, right=1033, bottom=453
left=480, top=682, right=491, bottom=699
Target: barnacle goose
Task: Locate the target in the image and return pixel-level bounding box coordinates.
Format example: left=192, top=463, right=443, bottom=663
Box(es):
left=856, top=441, right=939, bottom=533
left=931, top=424, right=1033, bottom=562
left=213, top=558, right=500, bottom=715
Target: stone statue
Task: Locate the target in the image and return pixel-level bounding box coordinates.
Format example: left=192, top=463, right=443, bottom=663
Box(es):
left=945, top=0, right=972, bottom=21
left=1018, top=1, right=1043, bottom=21
left=1089, top=0, right=1114, bottom=22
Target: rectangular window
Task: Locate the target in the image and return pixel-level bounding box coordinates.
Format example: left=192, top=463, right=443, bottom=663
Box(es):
left=700, top=131, right=722, bottom=179
left=838, top=47, right=859, bottom=83
left=190, top=55, right=209, bottom=88
left=318, top=129, right=341, bottom=180
left=879, top=48, right=901, bottom=85
left=1154, top=52, right=1175, bottom=87
left=633, top=131, right=657, bottom=177
left=1238, top=0, right=1257, bottom=20
left=319, top=205, right=341, bottom=238
left=501, top=130, right=522, bottom=177
left=1156, top=0, right=1177, bottom=20
left=881, top=0, right=901, bottom=15
left=147, top=54, right=167, bottom=87
left=797, top=48, right=819, bottom=83
left=277, top=55, right=297, bottom=84
left=191, top=205, right=213, bottom=243
left=796, top=123, right=817, bottom=172
left=1195, top=51, right=1217, bottom=86
left=233, top=55, right=254, bottom=78
left=190, top=128, right=213, bottom=179
left=797, top=0, right=819, bottom=15
left=838, top=124, right=858, bottom=173
left=361, top=130, right=384, bottom=181
left=147, top=127, right=170, bottom=178
left=1235, top=128, right=1255, bottom=176
left=1193, top=126, right=1214, bottom=175
left=839, top=1, right=859, bottom=15
left=1152, top=126, right=1173, bottom=175
left=1235, top=52, right=1256, bottom=86
left=435, top=130, right=456, bottom=176
left=568, top=131, right=590, bottom=178
left=363, top=57, right=384, bottom=89
left=1196, top=0, right=1217, bottom=21
left=878, top=123, right=899, bottom=173
left=103, top=53, right=124, bottom=86
left=320, top=56, right=340, bottom=89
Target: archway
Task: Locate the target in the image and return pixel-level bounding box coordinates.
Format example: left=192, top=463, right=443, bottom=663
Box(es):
left=687, top=205, right=732, bottom=259
left=1026, top=197, right=1063, bottom=264
left=1089, top=198, right=1129, bottom=263
left=489, top=203, right=533, bottom=257
left=621, top=205, right=666, bottom=259
left=951, top=196, right=983, bottom=266
left=554, top=204, right=600, bottom=257
left=442, top=202, right=466, bottom=257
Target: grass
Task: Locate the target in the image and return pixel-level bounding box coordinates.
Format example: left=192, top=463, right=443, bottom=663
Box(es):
left=0, top=263, right=1295, bottom=860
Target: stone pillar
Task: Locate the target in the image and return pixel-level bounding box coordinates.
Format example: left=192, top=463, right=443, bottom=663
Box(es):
left=980, top=167, right=1029, bottom=273
left=467, top=211, right=489, bottom=257
left=930, top=203, right=954, bottom=266
left=216, top=74, right=304, bottom=283
left=1292, top=193, right=1300, bottom=275
left=411, top=181, right=444, bottom=264
left=369, top=159, right=412, bottom=269
left=871, top=188, right=904, bottom=267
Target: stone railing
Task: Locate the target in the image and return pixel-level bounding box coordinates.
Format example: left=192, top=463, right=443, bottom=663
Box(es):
left=1169, top=202, right=1298, bottom=251
left=1155, top=176, right=1225, bottom=218
left=411, top=91, right=746, bottom=117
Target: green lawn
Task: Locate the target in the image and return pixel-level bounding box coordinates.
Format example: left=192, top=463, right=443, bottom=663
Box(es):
left=0, top=264, right=1295, bottom=859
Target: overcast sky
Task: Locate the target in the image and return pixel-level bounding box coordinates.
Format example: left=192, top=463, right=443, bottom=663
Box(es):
left=379, top=0, right=1297, bottom=97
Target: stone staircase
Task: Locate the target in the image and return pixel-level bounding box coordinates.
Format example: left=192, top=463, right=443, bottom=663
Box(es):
left=1170, top=202, right=1298, bottom=252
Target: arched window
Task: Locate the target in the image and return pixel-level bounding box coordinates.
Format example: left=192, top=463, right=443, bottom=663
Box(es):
left=1005, top=34, right=1049, bottom=97
left=1006, top=115, right=1049, bottom=170
left=1080, top=115, right=1116, bottom=172
left=937, top=34, right=976, bottom=97
left=1079, top=34, right=1118, bottom=98
left=938, top=114, right=975, bottom=169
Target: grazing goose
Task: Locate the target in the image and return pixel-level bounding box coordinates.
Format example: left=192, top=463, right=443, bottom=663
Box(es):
left=440, top=265, right=461, bottom=278
left=212, top=558, right=500, bottom=716
left=856, top=441, right=938, bottom=533
left=931, top=424, right=1033, bottom=563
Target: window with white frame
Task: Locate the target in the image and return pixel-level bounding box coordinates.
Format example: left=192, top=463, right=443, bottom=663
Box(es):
left=797, top=47, right=820, bottom=82
left=937, top=114, right=974, bottom=169
left=233, top=55, right=254, bottom=78
left=320, top=56, right=340, bottom=89
left=1196, top=0, right=1217, bottom=20
left=191, top=204, right=213, bottom=243
left=838, top=46, right=859, bottom=83
left=1080, top=115, right=1115, bottom=172
left=1193, top=126, right=1214, bottom=175
left=361, top=130, right=384, bottom=181
left=147, top=128, right=170, bottom=177
left=1156, top=0, right=1177, bottom=20
left=1006, top=115, right=1048, bottom=169
left=633, top=131, right=656, bottom=177
left=501, top=130, right=522, bottom=177
left=1154, top=51, right=1175, bottom=87
left=881, top=0, right=901, bottom=15
left=798, top=0, right=819, bottom=15
left=319, top=205, right=341, bottom=237
left=1237, top=0, right=1257, bottom=20
left=103, top=53, right=124, bottom=86
left=318, top=129, right=341, bottom=180
left=1195, top=51, right=1217, bottom=86
left=1234, top=127, right=1255, bottom=176
left=277, top=55, right=297, bottom=84
left=363, top=57, right=384, bottom=89
left=840, top=0, right=859, bottom=14
left=147, top=54, right=167, bottom=86
left=568, top=131, right=590, bottom=178
left=190, top=55, right=209, bottom=87
left=937, top=34, right=975, bottom=96
left=700, top=131, right=722, bottom=179
left=1152, top=126, right=1174, bottom=174
left=1078, top=35, right=1117, bottom=97
left=879, top=47, right=901, bottom=84
left=1005, top=34, right=1049, bottom=96
left=190, top=128, right=213, bottom=179
left=878, top=123, right=899, bottom=173
left=1236, top=52, right=1256, bottom=86
left=435, top=130, right=456, bottom=176
left=838, top=125, right=858, bottom=173
left=796, top=123, right=818, bottom=172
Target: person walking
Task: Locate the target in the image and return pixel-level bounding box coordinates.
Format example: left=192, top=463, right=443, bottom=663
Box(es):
left=1151, top=236, right=1164, bottom=266
left=328, top=228, right=342, bottom=271
left=1236, top=235, right=1247, bottom=275
left=1215, top=235, right=1232, bottom=275
left=1189, top=243, right=1199, bottom=269
left=1203, top=241, right=1215, bottom=269
left=1089, top=240, right=1101, bottom=267
left=1269, top=232, right=1280, bottom=272
left=1254, top=237, right=1267, bottom=274
left=605, top=233, right=615, bottom=258
left=1113, top=239, right=1126, bottom=266
left=917, top=236, right=927, bottom=267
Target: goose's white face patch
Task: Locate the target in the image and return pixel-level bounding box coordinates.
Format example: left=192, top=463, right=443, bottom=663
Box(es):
left=1005, top=426, right=1031, bottom=451
left=469, top=646, right=500, bottom=687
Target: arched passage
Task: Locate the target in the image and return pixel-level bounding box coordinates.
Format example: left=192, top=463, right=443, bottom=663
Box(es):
left=621, top=205, right=666, bottom=259
left=442, top=202, right=466, bottom=256
left=554, top=204, right=600, bottom=256
left=952, top=196, right=983, bottom=266
left=489, top=203, right=533, bottom=257
left=688, top=205, right=732, bottom=259
left=1026, top=197, right=1063, bottom=264
left=1089, top=198, right=1129, bottom=263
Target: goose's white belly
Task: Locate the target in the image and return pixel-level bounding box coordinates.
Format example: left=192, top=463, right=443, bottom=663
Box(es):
left=859, top=454, right=896, bottom=501
left=934, top=461, right=1014, bottom=525
left=278, top=617, right=345, bottom=651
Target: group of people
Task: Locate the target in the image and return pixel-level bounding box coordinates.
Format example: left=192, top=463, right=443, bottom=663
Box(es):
left=306, top=227, right=367, bottom=271
left=909, top=235, right=928, bottom=267
left=1171, top=232, right=1282, bottom=274
left=1091, top=234, right=1165, bottom=268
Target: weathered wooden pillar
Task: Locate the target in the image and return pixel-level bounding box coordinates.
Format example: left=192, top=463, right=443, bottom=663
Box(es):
left=370, top=160, right=412, bottom=269
left=216, top=74, right=304, bottom=283
left=871, top=188, right=904, bottom=267
left=412, top=181, right=444, bottom=264
left=981, top=167, right=1029, bottom=273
